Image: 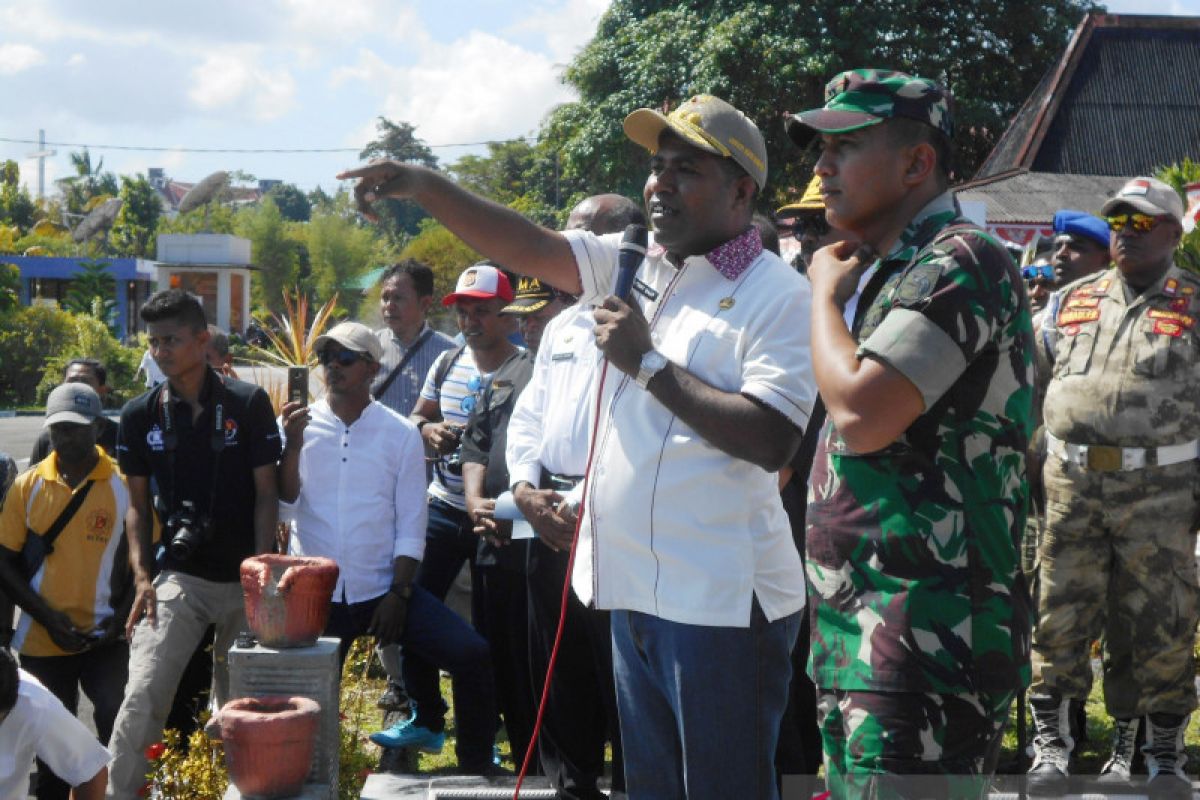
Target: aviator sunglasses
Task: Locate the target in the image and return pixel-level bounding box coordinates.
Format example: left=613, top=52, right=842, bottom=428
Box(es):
left=1105, top=212, right=1160, bottom=234
left=318, top=347, right=370, bottom=367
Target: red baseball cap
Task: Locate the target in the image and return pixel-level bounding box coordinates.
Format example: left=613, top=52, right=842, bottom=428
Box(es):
left=441, top=263, right=515, bottom=307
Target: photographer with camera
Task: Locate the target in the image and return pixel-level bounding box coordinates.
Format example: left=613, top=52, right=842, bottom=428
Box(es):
left=0, top=383, right=130, bottom=800
left=105, top=290, right=281, bottom=799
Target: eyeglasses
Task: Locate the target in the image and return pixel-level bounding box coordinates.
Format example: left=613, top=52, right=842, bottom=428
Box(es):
left=1105, top=212, right=1160, bottom=234
left=1021, top=265, right=1055, bottom=282
left=318, top=347, right=369, bottom=367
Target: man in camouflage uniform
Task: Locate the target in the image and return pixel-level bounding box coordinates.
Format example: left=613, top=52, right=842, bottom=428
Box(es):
left=787, top=69, right=1034, bottom=798
left=1030, top=177, right=1199, bottom=799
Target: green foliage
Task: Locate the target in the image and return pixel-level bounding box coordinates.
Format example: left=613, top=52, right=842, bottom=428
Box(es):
left=266, top=183, right=312, bottom=222
left=0, top=305, right=78, bottom=404
left=0, top=262, right=19, bottom=312
left=544, top=0, right=1096, bottom=205
left=358, top=118, right=438, bottom=238
left=0, top=160, right=37, bottom=233
left=1155, top=159, right=1200, bottom=275
left=34, top=314, right=142, bottom=407
left=158, top=204, right=237, bottom=235
left=56, top=149, right=119, bottom=217
left=234, top=199, right=302, bottom=316
left=10, top=232, right=75, bottom=257
left=399, top=218, right=482, bottom=328
left=305, top=204, right=390, bottom=317
left=145, top=725, right=229, bottom=800
left=62, top=259, right=117, bottom=328
left=110, top=175, right=163, bottom=256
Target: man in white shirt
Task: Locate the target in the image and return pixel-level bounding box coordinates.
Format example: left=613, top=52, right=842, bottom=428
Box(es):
left=506, top=194, right=641, bottom=800
left=339, top=93, right=815, bottom=800
left=0, top=648, right=109, bottom=800
left=277, top=322, right=499, bottom=775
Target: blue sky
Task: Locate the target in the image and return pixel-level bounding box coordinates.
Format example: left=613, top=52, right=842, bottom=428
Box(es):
left=1, top=0, right=1196, bottom=198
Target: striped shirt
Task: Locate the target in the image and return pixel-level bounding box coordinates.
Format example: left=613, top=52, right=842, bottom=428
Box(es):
left=0, top=448, right=129, bottom=657
left=373, top=324, right=457, bottom=417
left=420, top=346, right=489, bottom=510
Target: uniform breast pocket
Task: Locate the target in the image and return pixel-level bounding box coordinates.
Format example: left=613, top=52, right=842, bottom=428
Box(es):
left=1054, top=326, right=1098, bottom=377
left=1132, top=321, right=1196, bottom=378
left=486, top=385, right=515, bottom=413
left=672, top=309, right=743, bottom=392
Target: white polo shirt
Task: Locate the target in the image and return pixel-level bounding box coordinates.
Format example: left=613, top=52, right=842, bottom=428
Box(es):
left=0, top=670, right=110, bottom=800
left=564, top=228, right=815, bottom=627
left=507, top=302, right=601, bottom=485
left=281, top=399, right=427, bottom=603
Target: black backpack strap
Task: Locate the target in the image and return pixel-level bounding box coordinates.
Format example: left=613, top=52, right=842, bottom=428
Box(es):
left=372, top=328, right=434, bottom=400
left=432, top=344, right=468, bottom=395
left=34, top=479, right=94, bottom=556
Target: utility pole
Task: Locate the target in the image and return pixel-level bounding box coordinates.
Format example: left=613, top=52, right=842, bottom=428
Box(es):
left=26, top=129, right=56, bottom=200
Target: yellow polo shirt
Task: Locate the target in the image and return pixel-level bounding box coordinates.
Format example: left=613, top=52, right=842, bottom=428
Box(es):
left=0, top=447, right=129, bottom=657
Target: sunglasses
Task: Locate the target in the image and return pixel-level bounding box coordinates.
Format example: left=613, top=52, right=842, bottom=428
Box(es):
left=1022, top=265, right=1055, bottom=282
left=318, top=347, right=369, bottom=367
left=1105, top=212, right=1160, bottom=234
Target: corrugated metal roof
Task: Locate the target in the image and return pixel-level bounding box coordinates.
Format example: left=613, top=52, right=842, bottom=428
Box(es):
left=954, top=170, right=1126, bottom=223
left=978, top=13, right=1200, bottom=178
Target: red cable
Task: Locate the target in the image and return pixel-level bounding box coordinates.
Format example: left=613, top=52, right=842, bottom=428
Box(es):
left=513, top=359, right=614, bottom=799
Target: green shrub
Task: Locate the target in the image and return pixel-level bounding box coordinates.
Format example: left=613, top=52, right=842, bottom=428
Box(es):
left=33, top=313, right=142, bottom=407
left=0, top=305, right=77, bottom=405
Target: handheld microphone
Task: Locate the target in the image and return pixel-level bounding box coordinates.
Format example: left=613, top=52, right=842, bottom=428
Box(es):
left=612, top=224, right=648, bottom=302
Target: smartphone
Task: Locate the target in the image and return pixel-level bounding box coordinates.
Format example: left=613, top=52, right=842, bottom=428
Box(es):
left=287, top=366, right=309, bottom=405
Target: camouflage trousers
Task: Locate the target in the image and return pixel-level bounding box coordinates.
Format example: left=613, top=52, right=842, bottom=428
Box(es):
left=1031, top=456, right=1200, bottom=718
left=815, top=688, right=1014, bottom=799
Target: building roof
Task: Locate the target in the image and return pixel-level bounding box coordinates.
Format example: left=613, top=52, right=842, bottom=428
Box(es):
left=954, top=169, right=1126, bottom=224
left=977, top=12, right=1200, bottom=179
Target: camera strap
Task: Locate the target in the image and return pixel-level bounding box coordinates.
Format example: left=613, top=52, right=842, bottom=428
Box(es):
left=158, top=371, right=227, bottom=521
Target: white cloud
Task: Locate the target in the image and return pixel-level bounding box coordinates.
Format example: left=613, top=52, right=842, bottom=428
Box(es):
left=507, top=0, right=609, bottom=63
left=0, top=44, right=45, bottom=75
left=188, top=50, right=297, bottom=121
left=65, top=53, right=86, bottom=67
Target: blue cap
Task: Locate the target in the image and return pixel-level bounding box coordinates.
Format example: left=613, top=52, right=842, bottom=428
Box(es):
left=1053, top=210, right=1109, bottom=249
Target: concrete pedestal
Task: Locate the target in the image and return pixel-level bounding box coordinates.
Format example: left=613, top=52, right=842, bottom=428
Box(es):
left=228, top=636, right=340, bottom=799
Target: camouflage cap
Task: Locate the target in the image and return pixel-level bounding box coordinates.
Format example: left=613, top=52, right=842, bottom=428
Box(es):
left=785, top=68, right=953, bottom=146
left=625, top=94, right=768, bottom=189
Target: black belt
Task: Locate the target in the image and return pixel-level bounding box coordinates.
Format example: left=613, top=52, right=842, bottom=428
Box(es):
left=539, top=468, right=583, bottom=492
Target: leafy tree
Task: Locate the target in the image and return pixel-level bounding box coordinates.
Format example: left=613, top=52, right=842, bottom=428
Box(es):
left=235, top=198, right=302, bottom=316
left=542, top=0, right=1096, bottom=206
left=157, top=204, right=237, bottom=235
left=34, top=312, right=142, bottom=406
left=0, top=305, right=76, bottom=404
left=304, top=204, right=388, bottom=317
left=0, top=262, right=19, bottom=313
left=1157, top=158, right=1200, bottom=275
left=109, top=175, right=162, bottom=256
left=265, top=183, right=312, bottom=222
left=0, top=160, right=37, bottom=233
left=399, top=218, right=483, bottom=329
left=358, top=118, right=439, bottom=238
left=56, top=149, right=119, bottom=217
left=449, top=139, right=561, bottom=226
left=63, top=259, right=118, bottom=329
left=307, top=186, right=334, bottom=213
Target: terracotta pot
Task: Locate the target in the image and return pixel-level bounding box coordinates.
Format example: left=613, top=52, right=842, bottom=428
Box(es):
left=211, top=695, right=320, bottom=798
left=241, top=554, right=339, bottom=648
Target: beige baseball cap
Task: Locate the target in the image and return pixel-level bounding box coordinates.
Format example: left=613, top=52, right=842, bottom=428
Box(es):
left=1101, top=176, right=1185, bottom=222
left=624, top=94, right=768, bottom=190
left=45, top=383, right=102, bottom=427
left=313, top=321, right=383, bottom=362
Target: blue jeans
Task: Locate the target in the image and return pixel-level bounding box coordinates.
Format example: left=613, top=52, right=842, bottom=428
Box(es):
left=611, top=604, right=801, bottom=800
left=325, top=585, right=497, bottom=770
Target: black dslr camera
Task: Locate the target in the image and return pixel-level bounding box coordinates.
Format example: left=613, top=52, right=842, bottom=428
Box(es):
left=166, top=500, right=213, bottom=562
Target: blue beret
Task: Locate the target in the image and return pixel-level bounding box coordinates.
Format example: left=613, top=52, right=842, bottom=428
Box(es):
left=1053, top=210, right=1109, bottom=249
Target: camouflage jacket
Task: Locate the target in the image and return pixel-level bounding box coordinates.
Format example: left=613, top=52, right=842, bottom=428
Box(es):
left=1041, top=264, right=1200, bottom=448
left=806, top=192, right=1035, bottom=694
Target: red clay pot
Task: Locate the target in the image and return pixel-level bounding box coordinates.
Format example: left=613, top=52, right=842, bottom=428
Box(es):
left=241, top=555, right=339, bottom=648
left=211, top=695, right=320, bottom=798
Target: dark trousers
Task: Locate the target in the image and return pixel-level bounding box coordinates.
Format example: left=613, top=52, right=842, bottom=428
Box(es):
left=406, top=497, right=486, bottom=728
left=528, top=539, right=624, bottom=797
left=21, top=639, right=129, bottom=800
left=775, top=609, right=822, bottom=795
left=476, top=564, right=539, bottom=773
left=324, top=585, right=498, bottom=770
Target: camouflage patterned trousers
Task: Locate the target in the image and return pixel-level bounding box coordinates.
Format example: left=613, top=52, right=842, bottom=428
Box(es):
left=816, top=688, right=1014, bottom=799
left=1031, top=456, right=1200, bottom=718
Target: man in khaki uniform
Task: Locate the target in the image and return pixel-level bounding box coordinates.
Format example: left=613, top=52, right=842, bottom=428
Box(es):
left=1030, top=176, right=1200, bottom=799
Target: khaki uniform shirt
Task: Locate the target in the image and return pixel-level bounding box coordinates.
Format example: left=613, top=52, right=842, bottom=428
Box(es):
left=1041, top=264, right=1200, bottom=448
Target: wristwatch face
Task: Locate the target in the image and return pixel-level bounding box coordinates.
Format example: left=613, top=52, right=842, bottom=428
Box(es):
left=637, top=349, right=668, bottom=387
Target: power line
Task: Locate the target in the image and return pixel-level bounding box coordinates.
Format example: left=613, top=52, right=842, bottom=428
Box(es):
left=0, top=134, right=539, bottom=155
